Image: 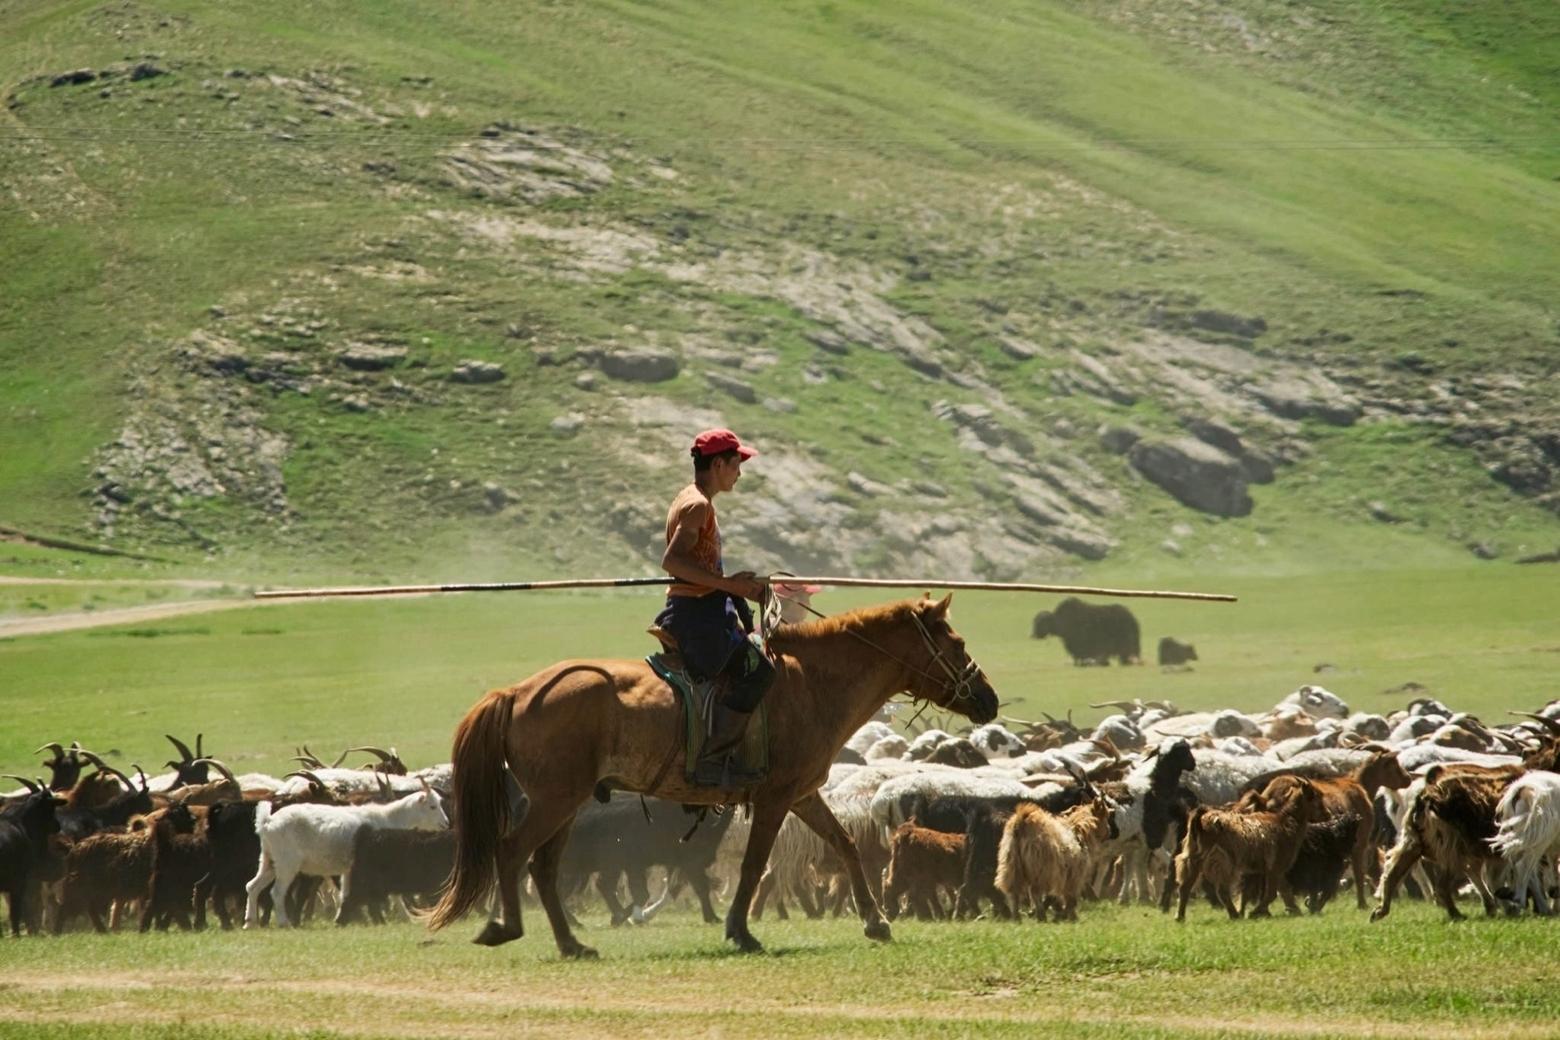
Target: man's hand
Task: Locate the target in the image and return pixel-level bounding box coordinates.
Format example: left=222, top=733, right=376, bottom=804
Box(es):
left=726, top=571, right=765, bottom=602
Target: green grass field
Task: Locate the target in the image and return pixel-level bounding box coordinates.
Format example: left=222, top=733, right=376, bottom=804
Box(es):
left=1, top=903, right=1555, bottom=1039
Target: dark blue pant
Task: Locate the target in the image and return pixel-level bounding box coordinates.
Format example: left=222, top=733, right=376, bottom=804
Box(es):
left=654, top=594, right=775, bottom=712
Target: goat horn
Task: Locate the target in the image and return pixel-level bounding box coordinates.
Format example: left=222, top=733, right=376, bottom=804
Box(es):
left=284, top=769, right=329, bottom=789
left=344, top=745, right=395, bottom=762
left=191, top=758, right=239, bottom=787
left=77, top=749, right=132, bottom=788
left=298, top=745, right=326, bottom=768
left=329, top=748, right=351, bottom=768
left=165, top=734, right=195, bottom=763
left=1089, top=700, right=1133, bottom=711
left=2, top=775, right=42, bottom=793
left=33, top=742, right=65, bottom=760
left=196, top=733, right=204, bottom=758
left=1510, top=711, right=1560, bottom=735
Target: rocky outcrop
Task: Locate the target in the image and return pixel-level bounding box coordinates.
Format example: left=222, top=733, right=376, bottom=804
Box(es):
left=593, top=348, right=679, bottom=383
left=1128, top=437, right=1253, bottom=517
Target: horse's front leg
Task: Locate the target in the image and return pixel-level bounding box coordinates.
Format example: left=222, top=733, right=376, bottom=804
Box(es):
left=789, top=792, right=891, bottom=944
left=724, top=802, right=790, bottom=953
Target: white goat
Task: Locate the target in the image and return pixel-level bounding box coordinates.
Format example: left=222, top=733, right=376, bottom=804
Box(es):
left=244, top=783, right=449, bottom=928
left=1489, top=771, right=1560, bottom=915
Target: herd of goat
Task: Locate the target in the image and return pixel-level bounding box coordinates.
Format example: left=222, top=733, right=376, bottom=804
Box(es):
left=6, top=682, right=1560, bottom=937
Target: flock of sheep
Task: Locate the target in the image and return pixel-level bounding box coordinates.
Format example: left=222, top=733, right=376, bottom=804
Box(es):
left=5, top=682, right=1560, bottom=937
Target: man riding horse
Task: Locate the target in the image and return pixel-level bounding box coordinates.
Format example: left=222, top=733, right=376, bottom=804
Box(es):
left=653, top=428, right=776, bottom=783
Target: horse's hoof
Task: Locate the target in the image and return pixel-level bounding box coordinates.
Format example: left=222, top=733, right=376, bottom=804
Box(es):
left=726, top=930, right=764, bottom=953
left=1368, top=908, right=1386, bottom=923
left=472, top=920, right=522, bottom=947
left=562, top=942, right=599, bottom=960
left=864, top=919, right=892, bottom=943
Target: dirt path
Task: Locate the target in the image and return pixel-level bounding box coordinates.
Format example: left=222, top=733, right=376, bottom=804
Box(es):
left=0, top=596, right=267, bottom=639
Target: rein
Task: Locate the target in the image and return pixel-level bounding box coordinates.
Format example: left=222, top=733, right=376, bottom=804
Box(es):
left=783, top=598, right=982, bottom=711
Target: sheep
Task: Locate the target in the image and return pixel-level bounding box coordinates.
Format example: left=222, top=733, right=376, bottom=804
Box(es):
left=1372, top=763, right=1522, bottom=922
left=904, top=729, right=954, bottom=761
left=1183, top=749, right=1282, bottom=807
left=881, top=820, right=967, bottom=920
left=243, top=781, right=448, bottom=928
left=1279, top=685, right=1350, bottom=720
left=865, top=735, right=910, bottom=761
left=1174, top=775, right=1325, bottom=921
left=869, top=768, right=1046, bottom=837
left=995, top=789, right=1115, bottom=921
left=844, top=722, right=897, bottom=758
left=924, top=739, right=988, bottom=768
left=1487, top=771, right=1560, bottom=915
left=968, top=723, right=1027, bottom=758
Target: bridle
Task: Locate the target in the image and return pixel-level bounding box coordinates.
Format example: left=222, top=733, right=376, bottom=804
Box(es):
left=768, top=591, right=985, bottom=710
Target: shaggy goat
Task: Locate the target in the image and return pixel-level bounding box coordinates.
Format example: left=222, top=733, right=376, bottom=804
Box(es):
left=881, top=819, right=968, bottom=920
left=995, top=789, right=1115, bottom=922
left=1174, top=774, right=1324, bottom=921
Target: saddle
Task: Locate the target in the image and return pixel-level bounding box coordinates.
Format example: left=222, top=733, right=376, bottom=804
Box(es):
left=646, top=626, right=769, bottom=787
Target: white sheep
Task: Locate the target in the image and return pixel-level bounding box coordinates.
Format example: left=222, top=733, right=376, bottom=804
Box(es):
left=244, top=783, right=449, bottom=928
left=844, top=722, right=896, bottom=758
left=1280, top=684, right=1350, bottom=720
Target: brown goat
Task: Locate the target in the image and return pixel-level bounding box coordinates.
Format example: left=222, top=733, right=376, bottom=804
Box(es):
left=139, top=804, right=211, bottom=931
left=881, top=820, right=967, bottom=920
left=1371, top=763, right=1522, bottom=922
left=1240, top=752, right=1408, bottom=911
left=995, top=796, right=1114, bottom=922
left=1175, top=775, right=1324, bottom=921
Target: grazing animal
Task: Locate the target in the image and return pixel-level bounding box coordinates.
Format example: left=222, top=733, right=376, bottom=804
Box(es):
left=1282, top=812, right=1365, bottom=914
left=1372, top=764, right=1522, bottom=922
left=881, top=820, right=968, bottom=920
left=995, top=786, right=1115, bottom=921
left=1031, top=597, right=1141, bottom=666
left=244, top=782, right=448, bottom=928
left=426, top=596, right=999, bottom=957
left=0, top=780, right=63, bottom=936
left=1157, top=638, right=1198, bottom=668
left=1488, top=771, right=1560, bottom=914
left=339, top=828, right=457, bottom=925
left=1174, top=775, right=1324, bottom=921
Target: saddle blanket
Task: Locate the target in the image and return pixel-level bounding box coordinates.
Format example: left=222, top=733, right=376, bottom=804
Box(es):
left=646, top=652, right=769, bottom=786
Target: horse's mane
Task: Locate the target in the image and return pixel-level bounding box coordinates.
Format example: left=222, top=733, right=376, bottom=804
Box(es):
left=767, top=598, right=922, bottom=649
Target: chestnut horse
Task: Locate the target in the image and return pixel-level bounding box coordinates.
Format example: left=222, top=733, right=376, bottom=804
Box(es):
left=425, top=594, right=998, bottom=956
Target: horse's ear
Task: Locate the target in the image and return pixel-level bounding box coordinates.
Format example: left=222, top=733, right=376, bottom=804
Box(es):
left=933, top=593, right=953, bottom=616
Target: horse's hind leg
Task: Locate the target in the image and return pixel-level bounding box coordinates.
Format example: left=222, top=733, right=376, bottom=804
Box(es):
left=476, top=802, right=581, bottom=947
left=790, top=792, right=891, bottom=944
left=528, top=815, right=597, bottom=959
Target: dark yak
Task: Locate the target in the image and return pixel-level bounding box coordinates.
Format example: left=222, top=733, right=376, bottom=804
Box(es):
left=1158, top=637, right=1198, bottom=668
left=1031, top=597, right=1141, bottom=666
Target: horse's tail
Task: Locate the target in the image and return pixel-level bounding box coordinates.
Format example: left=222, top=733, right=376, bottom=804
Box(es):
left=424, top=687, right=519, bottom=931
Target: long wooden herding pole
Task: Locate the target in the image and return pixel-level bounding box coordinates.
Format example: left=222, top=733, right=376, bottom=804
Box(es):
left=254, top=575, right=1234, bottom=602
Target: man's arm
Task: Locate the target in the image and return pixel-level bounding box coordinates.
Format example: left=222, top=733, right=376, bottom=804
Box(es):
left=661, top=500, right=763, bottom=601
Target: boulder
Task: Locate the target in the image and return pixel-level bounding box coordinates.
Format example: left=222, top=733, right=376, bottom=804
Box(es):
left=1250, top=377, right=1361, bottom=426
left=1099, top=424, right=1141, bottom=455
left=449, top=360, right=505, bottom=384
left=337, top=343, right=408, bottom=371
left=1128, top=437, right=1253, bottom=517
left=596, top=348, right=679, bottom=383
left=704, top=370, right=757, bottom=404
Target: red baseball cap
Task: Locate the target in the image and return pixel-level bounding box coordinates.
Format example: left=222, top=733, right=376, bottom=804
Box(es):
left=691, top=428, right=757, bottom=460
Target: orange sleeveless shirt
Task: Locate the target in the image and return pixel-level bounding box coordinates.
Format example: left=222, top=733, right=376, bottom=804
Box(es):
left=665, top=483, right=723, bottom=598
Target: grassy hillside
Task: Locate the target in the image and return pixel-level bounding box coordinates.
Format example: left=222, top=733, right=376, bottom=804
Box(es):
left=0, top=0, right=1556, bottom=578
